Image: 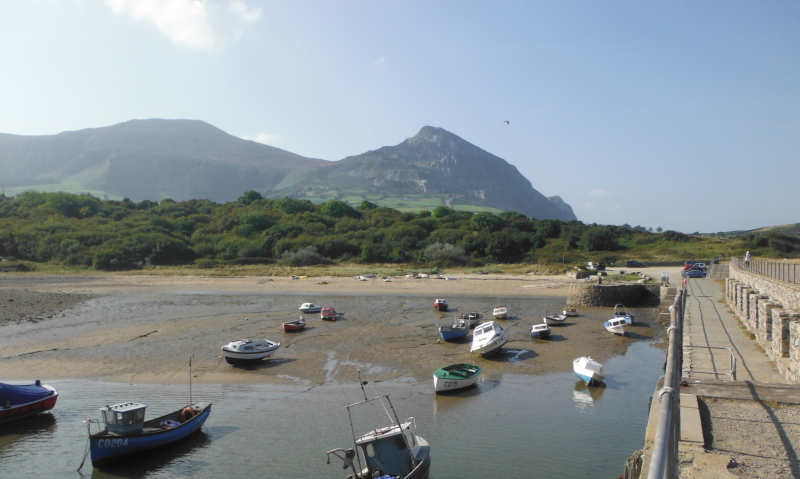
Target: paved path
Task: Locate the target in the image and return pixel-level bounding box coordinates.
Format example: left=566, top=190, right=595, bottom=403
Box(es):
left=678, top=263, right=800, bottom=479
left=682, top=263, right=784, bottom=383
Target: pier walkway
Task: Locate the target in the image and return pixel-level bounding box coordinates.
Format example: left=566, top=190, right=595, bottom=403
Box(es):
left=677, top=262, right=800, bottom=478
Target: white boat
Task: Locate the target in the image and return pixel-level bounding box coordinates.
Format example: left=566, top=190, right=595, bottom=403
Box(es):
left=604, top=317, right=626, bottom=336
left=299, top=302, right=322, bottom=313
left=543, top=314, right=567, bottom=325
left=433, top=363, right=482, bottom=393
left=573, top=356, right=605, bottom=385
left=492, top=306, right=507, bottom=319
left=563, top=306, right=578, bottom=317
left=470, top=321, right=508, bottom=356
left=221, top=339, right=280, bottom=364
left=530, top=322, right=551, bottom=339
left=613, top=303, right=635, bottom=324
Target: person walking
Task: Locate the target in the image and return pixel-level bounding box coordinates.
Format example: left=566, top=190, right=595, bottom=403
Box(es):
left=744, top=250, right=751, bottom=267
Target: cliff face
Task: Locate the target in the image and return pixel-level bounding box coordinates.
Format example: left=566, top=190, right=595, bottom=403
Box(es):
left=274, top=126, right=577, bottom=221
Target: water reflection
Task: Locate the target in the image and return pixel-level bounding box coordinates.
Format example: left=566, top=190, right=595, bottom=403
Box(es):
left=572, top=380, right=606, bottom=408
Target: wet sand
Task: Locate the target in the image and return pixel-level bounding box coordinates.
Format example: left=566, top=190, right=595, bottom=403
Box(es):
left=0, top=271, right=671, bottom=385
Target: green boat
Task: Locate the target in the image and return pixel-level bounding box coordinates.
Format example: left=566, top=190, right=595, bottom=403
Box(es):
left=433, top=363, right=482, bottom=393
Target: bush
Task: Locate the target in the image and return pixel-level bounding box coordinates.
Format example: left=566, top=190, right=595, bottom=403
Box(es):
left=423, top=243, right=467, bottom=264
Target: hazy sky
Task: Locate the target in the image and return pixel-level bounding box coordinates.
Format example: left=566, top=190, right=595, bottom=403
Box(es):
left=1, top=1, right=798, bottom=233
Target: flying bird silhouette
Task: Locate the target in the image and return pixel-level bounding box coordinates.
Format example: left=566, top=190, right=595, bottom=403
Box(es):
left=503, top=120, right=509, bottom=124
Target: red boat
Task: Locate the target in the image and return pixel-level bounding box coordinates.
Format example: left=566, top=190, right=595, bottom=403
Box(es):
left=434, top=299, right=448, bottom=312
left=321, top=307, right=339, bottom=321
left=283, top=318, right=307, bottom=331
left=0, top=380, right=59, bottom=424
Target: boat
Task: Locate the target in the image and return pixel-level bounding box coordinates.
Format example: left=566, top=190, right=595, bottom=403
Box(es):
left=382, top=276, right=392, bottom=282
left=543, top=314, right=567, bottom=325
left=573, top=356, right=605, bottom=386
left=282, top=318, right=307, bottom=332
left=438, top=318, right=469, bottom=341
left=530, top=322, right=552, bottom=339
left=321, top=307, right=342, bottom=321
left=433, top=363, right=482, bottom=393
left=563, top=306, right=578, bottom=317
left=299, top=302, right=322, bottom=313
left=613, top=303, right=635, bottom=324
left=85, top=358, right=211, bottom=468
left=604, top=318, right=626, bottom=336
left=0, top=380, right=59, bottom=424
left=459, top=311, right=484, bottom=328
left=470, top=321, right=508, bottom=356
left=87, top=401, right=211, bottom=467
left=492, top=306, right=507, bottom=319
left=326, top=373, right=431, bottom=479
left=434, top=299, right=448, bottom=312
left=221, top=338, right=280, bottom=364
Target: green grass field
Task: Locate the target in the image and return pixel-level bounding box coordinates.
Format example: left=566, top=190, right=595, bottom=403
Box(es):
left=4, top=183, right=124, bottom=200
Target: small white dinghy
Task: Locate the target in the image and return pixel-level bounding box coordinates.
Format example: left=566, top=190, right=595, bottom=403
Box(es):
left=222, top=339, right=280, bottom=365
left=299, top=302, right=322, bottom=313
left=493, top=306, right=507, bottom=319
left=613, top=303, right=635, bottom=324
left=604, top=317, right=626, bottom=336
left=530, top=322, right=552, bottom=339
left=563, top=306, right=578, bottom=317
left=470, top=321, right=508, bottom=356
left=573, top=356, right=605, bottom=386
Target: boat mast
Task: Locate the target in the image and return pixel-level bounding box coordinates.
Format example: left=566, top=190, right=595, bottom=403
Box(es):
left=189, top=354, right=193, bottom=405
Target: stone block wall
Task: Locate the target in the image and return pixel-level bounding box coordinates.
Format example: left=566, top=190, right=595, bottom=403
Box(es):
left=727, top=264, right=800, bottom=384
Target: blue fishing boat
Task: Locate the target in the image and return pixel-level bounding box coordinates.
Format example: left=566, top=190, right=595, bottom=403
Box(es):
left=614, top=304, right=635, bottom=324
left=438, top=318, right=469, bottom=341
left=88, top=401, right=211, bottom=467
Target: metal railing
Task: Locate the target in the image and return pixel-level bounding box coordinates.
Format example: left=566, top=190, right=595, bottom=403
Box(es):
left=646, top=287, right=685, bottom=479
left=732, top=258, right=799, bottom=284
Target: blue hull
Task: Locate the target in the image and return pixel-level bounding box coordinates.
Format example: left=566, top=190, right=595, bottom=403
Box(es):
left=90, top=405, right=211, bottom=467
left=439, top=328, right=469, bottom=341
left=576, top=373, right=603, bottom=386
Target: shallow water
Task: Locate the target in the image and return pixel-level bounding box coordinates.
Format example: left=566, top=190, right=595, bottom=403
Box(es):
left=0, top=341, right=664, bottom=479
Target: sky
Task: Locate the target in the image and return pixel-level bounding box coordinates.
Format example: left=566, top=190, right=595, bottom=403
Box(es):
left=1, top=1, right=798, bottom=234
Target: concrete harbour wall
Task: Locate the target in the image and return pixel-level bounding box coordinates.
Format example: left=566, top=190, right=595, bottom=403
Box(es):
left=727, top=264, right=800, bottom=383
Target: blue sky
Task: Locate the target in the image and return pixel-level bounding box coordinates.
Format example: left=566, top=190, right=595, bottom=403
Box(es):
left=1, top=1, right=798, bottom=234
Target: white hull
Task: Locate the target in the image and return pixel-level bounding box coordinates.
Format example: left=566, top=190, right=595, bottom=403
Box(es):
left=492, top=307, right=507, bottom=319
left=433, top=374, right=479, bottom=392
left=470, top=321, right=508, bottom=356
left=604, top=319, right=626, bottom=336
left=222, top=349, right=277, bottom=361
left=573, top=357, right=605, bottom=385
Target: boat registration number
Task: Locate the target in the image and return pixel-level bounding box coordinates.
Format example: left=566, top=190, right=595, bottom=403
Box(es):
left=96, top=438, right=129, bottom=447
left=443, top=381, right=459, bottom=388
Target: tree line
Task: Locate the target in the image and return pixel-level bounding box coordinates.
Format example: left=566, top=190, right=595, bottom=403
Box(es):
left=0, top=191, right=793, bottom=271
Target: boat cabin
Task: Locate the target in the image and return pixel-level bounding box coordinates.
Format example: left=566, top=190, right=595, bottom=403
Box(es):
left=100, top=402, right=146, bottom=435
left=355, top=420, right=419, bottom=478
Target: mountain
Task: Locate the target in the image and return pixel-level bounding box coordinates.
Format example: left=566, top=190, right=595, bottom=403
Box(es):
left=271, top=126, right=577, bottom=221
left=0, top=120, right=576, bottom=221
left=0, top=119, right=325, bottom=201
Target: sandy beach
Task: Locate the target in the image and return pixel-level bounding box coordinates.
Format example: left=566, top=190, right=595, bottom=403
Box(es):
left=0, top=268, right=677, bottom=386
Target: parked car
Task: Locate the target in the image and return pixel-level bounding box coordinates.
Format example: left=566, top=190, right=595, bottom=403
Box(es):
left=626, top=260, right=645, bottom=268
left=683, top=269, right=707, bottom=278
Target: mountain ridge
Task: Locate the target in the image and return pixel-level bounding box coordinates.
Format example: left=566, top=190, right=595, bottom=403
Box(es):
left=0, top=120, right=576, bottom=220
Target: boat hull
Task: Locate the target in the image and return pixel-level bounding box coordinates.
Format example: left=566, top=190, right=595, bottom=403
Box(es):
left=282, top=321, right=306, bottom=331
left=90, top=404, right=211, bottom=468
left=434, top=303, right=448, bottom=312
left=433, top=364, right=481, bottom=393
left=0, top=390, right=58, bottom=424
left=544, top=315, right=566, bottom=325
left=573, top=358, right=605, bottom=386
left=438, top=326, right=469, bottom=341
left=471, top=338, right=507, bottom=356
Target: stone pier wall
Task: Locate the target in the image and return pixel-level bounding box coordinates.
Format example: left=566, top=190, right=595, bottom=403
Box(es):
left=727, top=264, right=800, bottom=383
left=567, top=283, right=661, bottom=307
